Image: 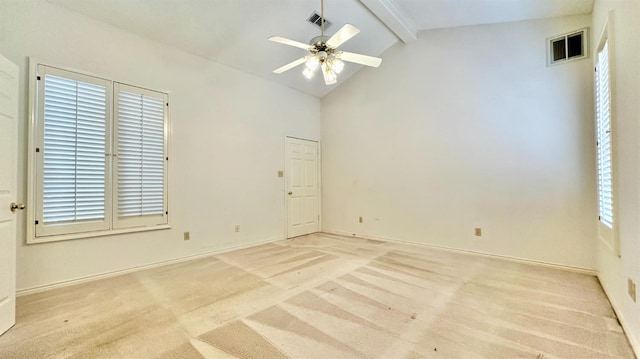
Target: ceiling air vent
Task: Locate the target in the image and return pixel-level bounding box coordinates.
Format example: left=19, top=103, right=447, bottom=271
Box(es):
left=307, top=11, right=332, bottom=30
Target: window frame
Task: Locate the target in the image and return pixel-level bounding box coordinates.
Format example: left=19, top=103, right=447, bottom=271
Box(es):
left=27, top=59, right=171, bottom=244
left=547, top=28, right=589, bottom=66
left=593, top=15, right=619, bottom=256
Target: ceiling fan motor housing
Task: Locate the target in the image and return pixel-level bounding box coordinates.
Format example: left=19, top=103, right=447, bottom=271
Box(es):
left=310, top=35, right=331, bottom=50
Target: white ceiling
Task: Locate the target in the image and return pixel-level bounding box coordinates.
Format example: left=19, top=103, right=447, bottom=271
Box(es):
left=48, top=0, right=594, bottom=98
left=395, top=0, right=595, bottom=30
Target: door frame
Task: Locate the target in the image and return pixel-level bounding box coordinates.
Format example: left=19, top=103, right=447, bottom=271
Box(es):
left=284, top=136, right=321, bottom=239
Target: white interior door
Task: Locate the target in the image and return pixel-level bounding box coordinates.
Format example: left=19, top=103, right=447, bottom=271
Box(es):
left=0, top=54, right=19, bottom=336
left=286, top=137, right=319, bottom=238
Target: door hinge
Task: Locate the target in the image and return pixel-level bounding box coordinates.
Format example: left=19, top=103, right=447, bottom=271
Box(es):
left=35, top=220, right=39, bottom=225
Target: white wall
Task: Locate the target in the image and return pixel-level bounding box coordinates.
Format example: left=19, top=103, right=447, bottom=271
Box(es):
left=0, top=1, right=320, bottom=291
left=321, top=15, right=597, bottom=269
left=592, top=0, right=640, bottom=353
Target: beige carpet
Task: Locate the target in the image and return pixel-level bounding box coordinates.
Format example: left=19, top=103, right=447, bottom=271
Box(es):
left=0, top=233, right=635, bottom=358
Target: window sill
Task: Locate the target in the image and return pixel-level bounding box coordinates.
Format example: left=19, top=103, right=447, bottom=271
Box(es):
left=27, top=224, right=171, bottom=244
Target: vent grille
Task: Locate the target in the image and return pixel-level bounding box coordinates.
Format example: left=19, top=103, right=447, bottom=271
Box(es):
left=307, top=11, right=332, bottom=30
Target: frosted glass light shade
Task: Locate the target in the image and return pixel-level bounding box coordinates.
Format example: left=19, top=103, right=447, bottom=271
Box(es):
left=331, top=59, right=344, bottom=74
left=302, top=67, right=315, bottom=79
left=306, top=57, right=320, bottom=70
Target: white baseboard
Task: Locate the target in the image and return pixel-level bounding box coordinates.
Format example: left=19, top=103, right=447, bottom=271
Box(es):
left=321, top=230, right=597, bottom=275
left=17, top=236, right=284, bottom=297
left=598, top=275, right=640, bottom=358
left=18, top=230, right=596, bottom=294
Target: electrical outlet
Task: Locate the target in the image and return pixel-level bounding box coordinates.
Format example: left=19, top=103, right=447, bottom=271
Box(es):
left=629, top=278, right=636, bottom=302
left=359, top=216, right=363, bottom=223
left=235, top=225, right=240, bottom=233
left=183, top=232, right=190, bottom=241
left=474, top=227, right=482, bottom=236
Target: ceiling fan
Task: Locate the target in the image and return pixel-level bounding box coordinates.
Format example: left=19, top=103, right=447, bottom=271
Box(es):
left=268, top=0, right=382, bottom=85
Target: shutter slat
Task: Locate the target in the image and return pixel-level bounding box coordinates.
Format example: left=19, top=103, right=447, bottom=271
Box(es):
left=596, top=41, right=614, bottom=229
left=42, top=73, right=107, bottom=224
left=116, top=88, right=166, bottom=219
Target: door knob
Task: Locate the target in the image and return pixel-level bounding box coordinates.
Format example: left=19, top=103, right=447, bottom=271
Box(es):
left=288, top=192, right=293, bottom=195
left=10, top=202, right=25, bottom=212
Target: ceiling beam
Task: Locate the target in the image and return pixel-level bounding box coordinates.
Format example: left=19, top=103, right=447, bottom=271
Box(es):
left=359, top=0, right=417, bottom=43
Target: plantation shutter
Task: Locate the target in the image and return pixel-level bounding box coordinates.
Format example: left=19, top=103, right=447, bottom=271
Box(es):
left=596, top=40, right=614, bottom=244
left=35, top=66, right=111, bottom=237
left=113, top=83, right=168, bottom=229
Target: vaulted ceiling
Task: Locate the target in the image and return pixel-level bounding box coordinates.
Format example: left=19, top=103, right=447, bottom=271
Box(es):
left=48, top=0, right=594, bottom=98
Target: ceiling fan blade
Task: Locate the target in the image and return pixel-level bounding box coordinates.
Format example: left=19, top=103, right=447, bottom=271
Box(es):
left=326, top=24, right=360, bottom=49
left=273, top=57, right=307, bottom=74
left=338, top=51, right=382, bottom=68
left=268, top=36, right=311, bottom=50
left=321, top=62, right=337, bottom=85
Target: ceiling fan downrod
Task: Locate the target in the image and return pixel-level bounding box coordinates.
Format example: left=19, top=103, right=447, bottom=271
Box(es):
left=321, top=0, right=325, bottom=37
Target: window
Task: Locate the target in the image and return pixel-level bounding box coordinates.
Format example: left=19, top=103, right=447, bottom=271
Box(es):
left=594, top=28, right=616, bottom=251
left=548, top=29, right=588, bottom=65
left=113, top=84, right=168, bottom=229
left=29, top=63, right=169, bottom=242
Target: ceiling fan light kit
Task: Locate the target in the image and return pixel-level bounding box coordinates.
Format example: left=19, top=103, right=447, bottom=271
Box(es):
left=268, top=0, right=382, bottom=85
